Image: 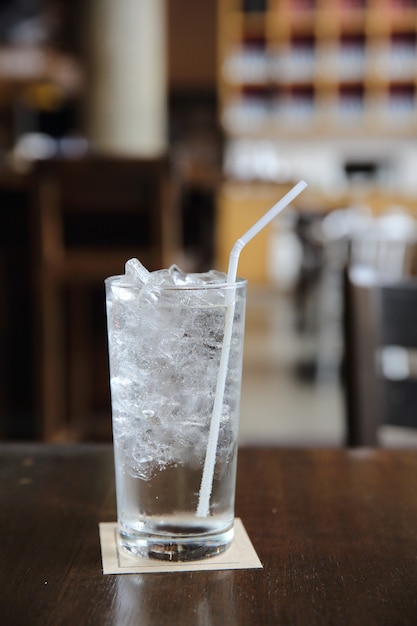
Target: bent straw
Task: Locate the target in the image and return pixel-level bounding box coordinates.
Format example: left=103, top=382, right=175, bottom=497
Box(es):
left=196, top=180, right=308, bottom=518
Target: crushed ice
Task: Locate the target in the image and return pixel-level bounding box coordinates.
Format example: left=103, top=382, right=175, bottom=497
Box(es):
left=107, top=259, right=240, bottom=480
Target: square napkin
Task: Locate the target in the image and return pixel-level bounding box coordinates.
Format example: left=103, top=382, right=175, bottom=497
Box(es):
left=99, top=518, right=263, bottom=574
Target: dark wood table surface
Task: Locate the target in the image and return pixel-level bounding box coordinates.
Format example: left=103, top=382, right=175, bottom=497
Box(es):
left=1, top=444, right=417, bottom=626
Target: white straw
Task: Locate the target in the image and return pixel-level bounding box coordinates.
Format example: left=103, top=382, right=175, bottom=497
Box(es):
left=196, top=180, right=308, bottom=517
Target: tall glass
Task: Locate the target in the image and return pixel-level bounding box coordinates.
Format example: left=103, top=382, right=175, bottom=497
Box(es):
left=105, top=275, right=246, bottom=561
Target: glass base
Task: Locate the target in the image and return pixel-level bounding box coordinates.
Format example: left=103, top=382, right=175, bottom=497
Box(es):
left=118, top=524, right=234, bottom=562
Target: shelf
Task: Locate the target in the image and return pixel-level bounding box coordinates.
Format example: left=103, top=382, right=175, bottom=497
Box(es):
left=0, top=45, right=82, bottom=103
left=218, top=0, right=417, bottom=139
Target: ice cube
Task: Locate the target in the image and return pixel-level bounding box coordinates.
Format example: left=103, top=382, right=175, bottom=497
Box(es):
left=125, top=258, right=151, bottom=284
left=166, top=266, right=228, bottom=286
left=197, top=269, right=227, bottom=284
left=147, top=268, right=176, bottom=287
left=110, top=283, right=135, bottom=302
left=137, top=265, right=190, bottom=306
left=168, top=264, right=193, bottom=285
left=145, top=265, right=192, bottom=287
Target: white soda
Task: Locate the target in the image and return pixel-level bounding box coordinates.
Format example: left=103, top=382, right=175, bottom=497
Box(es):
left=105, top=264, right=246, bottom=560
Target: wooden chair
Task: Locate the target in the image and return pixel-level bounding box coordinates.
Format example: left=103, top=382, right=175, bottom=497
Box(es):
left=344, top=267, right=417, bottom=446
left=0, top=256, right=7, bottom=438
left=31, top=155, right=177, bottom=441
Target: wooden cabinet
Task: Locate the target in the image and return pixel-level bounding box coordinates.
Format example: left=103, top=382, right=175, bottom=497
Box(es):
left=218, top=0, right=417, bottom=139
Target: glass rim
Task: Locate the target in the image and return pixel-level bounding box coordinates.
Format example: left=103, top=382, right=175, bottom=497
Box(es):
left=104, top=275, right=247, bottom=291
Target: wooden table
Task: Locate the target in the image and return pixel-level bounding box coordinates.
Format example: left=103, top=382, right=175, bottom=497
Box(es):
left=1, top=444, right=416, bottom=625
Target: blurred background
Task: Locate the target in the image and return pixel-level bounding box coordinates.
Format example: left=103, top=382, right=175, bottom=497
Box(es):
left=1, top=0, right=417, bottom=446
